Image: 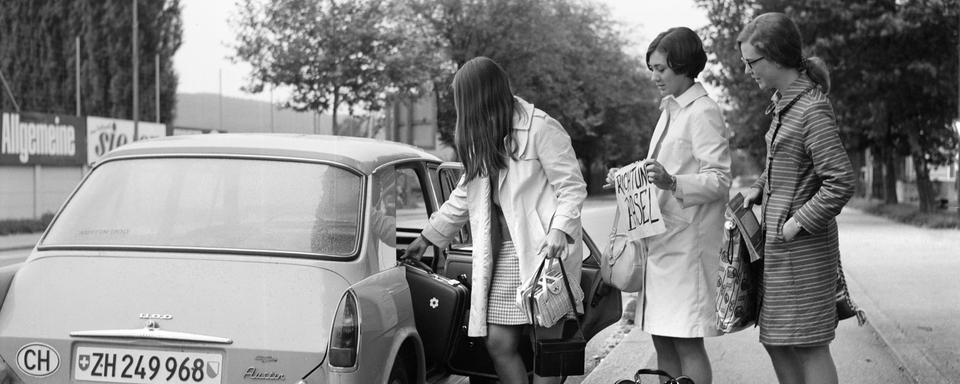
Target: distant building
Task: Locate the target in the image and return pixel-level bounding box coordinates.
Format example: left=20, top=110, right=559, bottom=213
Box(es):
left=174, top=93, right=333, bottom=134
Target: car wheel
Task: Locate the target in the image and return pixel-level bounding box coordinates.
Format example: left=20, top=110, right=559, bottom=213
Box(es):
left=387, top=355, right=411, bottom=384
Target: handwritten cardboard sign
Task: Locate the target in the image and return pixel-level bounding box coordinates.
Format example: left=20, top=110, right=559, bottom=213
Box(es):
left=614, top=161, right=666, bottom=240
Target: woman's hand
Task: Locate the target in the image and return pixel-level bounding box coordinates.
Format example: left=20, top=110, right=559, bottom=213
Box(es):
left=782, top=217, right=802, bottom=242
left=642, top=159, right=676, bottom=191
left=404, top=235, right=430, bottom=260
left=742, top=187, right=762, bottom=209
left=604, top=167, right=620, bottom=189
left=537, top=228, right=569, bottom=259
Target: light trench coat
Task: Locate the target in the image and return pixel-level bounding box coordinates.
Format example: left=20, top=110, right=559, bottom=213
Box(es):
left=641, top=83, right=731, bottom=338
left=421, top=97, right=587, bottom=337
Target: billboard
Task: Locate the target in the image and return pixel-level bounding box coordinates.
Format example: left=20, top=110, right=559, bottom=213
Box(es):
left=0, top=112, right=86, bottom=166
left=87, top=117, right=166, bottom=165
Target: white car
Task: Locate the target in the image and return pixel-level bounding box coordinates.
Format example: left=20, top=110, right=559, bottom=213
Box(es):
left=0, top=134, right=621, bottom=384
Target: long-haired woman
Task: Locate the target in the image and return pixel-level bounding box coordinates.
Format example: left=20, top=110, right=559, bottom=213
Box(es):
left=406, top=56, right=587, bottom=384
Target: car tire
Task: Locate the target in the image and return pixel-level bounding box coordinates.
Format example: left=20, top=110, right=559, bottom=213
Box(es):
left=387, top=354, right=411, bottom=384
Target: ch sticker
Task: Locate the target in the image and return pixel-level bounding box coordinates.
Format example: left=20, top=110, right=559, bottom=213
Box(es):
left=17, top=343, right=61, bottom=377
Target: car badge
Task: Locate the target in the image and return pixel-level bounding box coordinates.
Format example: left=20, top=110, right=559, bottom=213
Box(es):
left=243, top=367, right=285, bottom=381
left=255, top=356, right=278, bottom=363
left=138, top=313, right=173, bottom=320
left=429, top=297, right=439, bottom=309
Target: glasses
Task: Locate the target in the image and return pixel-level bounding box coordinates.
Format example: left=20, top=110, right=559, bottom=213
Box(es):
left=741, top=55, right=765, bottom=69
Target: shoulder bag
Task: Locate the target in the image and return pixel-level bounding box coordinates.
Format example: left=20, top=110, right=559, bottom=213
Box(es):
left=599, top=207, right=646, bottom=293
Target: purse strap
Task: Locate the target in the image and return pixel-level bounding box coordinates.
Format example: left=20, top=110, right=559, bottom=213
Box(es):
left=528, top=256, right=582, bottom=339
left=609, top=204, right=621, bottom=238
left=633, top=369, right=692, bottom=384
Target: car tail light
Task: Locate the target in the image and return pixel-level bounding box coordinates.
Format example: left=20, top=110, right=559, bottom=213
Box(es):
left=0, top=356, right=24, bottom=384
left=328, top=290, right=359, bottom=368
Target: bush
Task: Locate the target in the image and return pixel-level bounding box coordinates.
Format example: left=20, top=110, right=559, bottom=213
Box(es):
left=847, top=198, right=960, bottom=229
left=0, top=213, right=54, bottom=235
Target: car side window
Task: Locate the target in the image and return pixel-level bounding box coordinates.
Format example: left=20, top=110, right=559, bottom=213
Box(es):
left=437, top=164, right=471, bottom=246
left=395, top=165, right=435, bottom=260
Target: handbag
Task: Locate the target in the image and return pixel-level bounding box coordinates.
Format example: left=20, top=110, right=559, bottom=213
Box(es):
left=599, top=206, right=646, bottom=293
left=836, top=259, right=866, bottom=325
left=528, top=259, right=586, bottom=377
left=615, top=369, right=694, bottom=384
left=518, top=257, right=582, bottom=328
left=715, top=208, right=761, bottom=334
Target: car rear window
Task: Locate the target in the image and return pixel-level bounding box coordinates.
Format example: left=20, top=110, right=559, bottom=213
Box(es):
left=42, top=157, right=363, bottom=257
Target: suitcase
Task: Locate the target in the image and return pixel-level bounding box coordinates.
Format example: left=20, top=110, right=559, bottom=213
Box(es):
left=405, top=265, right=470, bottom=371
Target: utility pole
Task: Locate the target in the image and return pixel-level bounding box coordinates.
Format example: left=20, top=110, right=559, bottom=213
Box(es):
left=76, top=36, right=81, bottom=116
left=218, top=68, right=223, bottom=132
left=132, top=0, right=139, bottom=140
left=155, top=54, right=160, bottom=123
left=0, top=69, right=19, bottom=112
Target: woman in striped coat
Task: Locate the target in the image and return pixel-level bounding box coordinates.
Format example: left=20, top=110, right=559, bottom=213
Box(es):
left=739, top=13, right=855, bottom=384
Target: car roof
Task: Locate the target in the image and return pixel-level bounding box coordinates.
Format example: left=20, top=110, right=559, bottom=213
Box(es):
left=99, top=133, right=443, bottom=174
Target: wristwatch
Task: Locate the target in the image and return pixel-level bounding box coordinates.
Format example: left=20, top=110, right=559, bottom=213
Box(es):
left=668, top=175, right=677, bottom=191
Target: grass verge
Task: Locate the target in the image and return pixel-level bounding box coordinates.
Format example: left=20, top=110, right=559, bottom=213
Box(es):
left=0, top=213, right=54, bottom=236
left=847, top=198, right=960, bottom=229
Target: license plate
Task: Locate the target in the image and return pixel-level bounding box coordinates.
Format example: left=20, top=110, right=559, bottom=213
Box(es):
left=74, top=346, right=223, bottom=384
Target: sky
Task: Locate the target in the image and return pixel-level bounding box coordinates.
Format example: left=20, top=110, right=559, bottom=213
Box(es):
left=173, top=0, right=710, bottom=102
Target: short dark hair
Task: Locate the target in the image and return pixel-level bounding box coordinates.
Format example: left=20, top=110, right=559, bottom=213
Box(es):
left=646, top=27, right=707, bottom=79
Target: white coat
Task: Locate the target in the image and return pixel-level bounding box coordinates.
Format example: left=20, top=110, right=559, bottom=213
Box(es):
left=421, top=97, right=587, bottom=337
left=641, top=83, right=731, bottom=337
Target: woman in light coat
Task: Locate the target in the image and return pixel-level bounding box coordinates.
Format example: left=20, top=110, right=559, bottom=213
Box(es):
left=406, top=56, right=587, bottom=384
left=607, top=27, right=731, bottom=384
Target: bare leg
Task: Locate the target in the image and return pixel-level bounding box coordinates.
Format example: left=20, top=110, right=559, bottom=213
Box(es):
left=764, top=345, right=803, bottom=384
left=673, top=337, right=712, bottom=384
left=486, top=324, right=528, bottom=384
left=651, top=335, right=681, bottom=383
left=795, top=345, right=837, bottom=384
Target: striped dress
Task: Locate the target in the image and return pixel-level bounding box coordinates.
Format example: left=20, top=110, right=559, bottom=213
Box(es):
left=752, top=75, right=855, bottom=346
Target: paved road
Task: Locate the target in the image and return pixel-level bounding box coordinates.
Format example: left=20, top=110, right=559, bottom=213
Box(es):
left=0, top=249, right=28, bottom=268
left=576, top=196, right=957, bottom=384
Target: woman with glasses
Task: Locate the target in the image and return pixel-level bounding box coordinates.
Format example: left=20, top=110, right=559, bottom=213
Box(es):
left=607, top=27, right=731, bottom=384
left=739, top=12, right=855, bottom=384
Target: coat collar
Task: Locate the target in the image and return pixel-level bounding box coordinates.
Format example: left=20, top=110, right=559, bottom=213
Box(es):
left=513, top=96, right=535, bottom=131
left=771, top=75, right=814, bottom=114
left=660, top=82, right=708, bottom=111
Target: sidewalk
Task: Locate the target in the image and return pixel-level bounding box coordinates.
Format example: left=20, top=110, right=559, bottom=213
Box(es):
left=577, top=207, right=956, bottom=384
left=0, top=232, right=40, bottom=252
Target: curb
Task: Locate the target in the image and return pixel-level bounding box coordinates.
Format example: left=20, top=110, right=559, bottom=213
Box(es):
left=845, top=271, right=949, bottom=384
left=580, top=324, right=655, bottom=384
left=0, top=244, right=33, bottom=252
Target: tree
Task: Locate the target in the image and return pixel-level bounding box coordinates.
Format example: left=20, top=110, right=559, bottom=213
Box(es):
left=0, top=0, right=182, bottom=122
left=232, top=0, right=444, bottom=134
left=407, top=0, right=660, bottom=190
left=696, top=0, right=959, bottom=211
